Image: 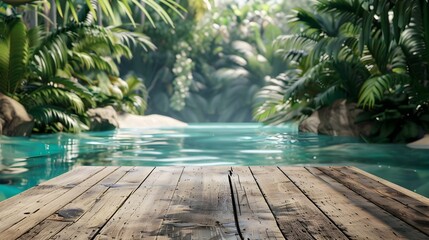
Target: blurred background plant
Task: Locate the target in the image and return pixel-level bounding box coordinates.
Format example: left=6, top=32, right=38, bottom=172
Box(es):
left=124, top=0, right=300, bottom=122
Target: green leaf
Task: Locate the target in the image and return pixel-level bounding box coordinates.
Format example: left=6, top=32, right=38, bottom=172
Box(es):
left=394, top=121, right=421, bottom=143
left=355, top=111, right=374, bottom=124
left=358, top=73, right=409, bottom=108
left=6, top=19, right=28, bottom=94
left=375, top=109, right=402, bottom=121
left=378, top=122, right=396, bottom=139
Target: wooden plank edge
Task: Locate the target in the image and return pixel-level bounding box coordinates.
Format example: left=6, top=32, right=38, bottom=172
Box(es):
left=317, top=166, right=429, bottom=236
left=0, top=166, right=107, bottom=206
left=301, top=167, right=429, bottom=240
left=325, top=166, right=429, bottom=217
left=346, top=166, right=429, bottom=206
left=0, top=167, right=120, bottom=240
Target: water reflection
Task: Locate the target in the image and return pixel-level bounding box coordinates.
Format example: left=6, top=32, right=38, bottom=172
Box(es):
left=1, top=123, right=429, bottom=200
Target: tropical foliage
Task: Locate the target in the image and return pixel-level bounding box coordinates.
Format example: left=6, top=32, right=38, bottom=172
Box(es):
left=2, top=0, right=427, bottom=143
left=127, top=0, right=291, bottom=122
left=255, top=0, right=429, bottom=142
left=0, top=0, right=182, bottom=26
left=0, top=0, right=179, bottom=133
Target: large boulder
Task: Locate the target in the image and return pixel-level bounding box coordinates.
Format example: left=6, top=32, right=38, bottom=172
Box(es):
left=0, top=93, right=33, bottom=136
left=87, top=106, right=119, bottom=131
left=299, top=99, right=372, bottom=137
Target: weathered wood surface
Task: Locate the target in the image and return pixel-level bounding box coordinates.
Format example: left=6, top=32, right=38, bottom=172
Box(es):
left=0, top=166, right=428, bottom=240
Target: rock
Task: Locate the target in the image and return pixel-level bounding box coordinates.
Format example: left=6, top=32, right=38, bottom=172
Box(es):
left=0, top=93, right=33, bottom=136
left=299, top=99, right=372, bottom=137
left=87, top=106, right=119, bottom=131
left=117, top=114, right=187, bottom=129
left=407, top=134, right=429, bottom=149
left=299, top=111, right=320, bottom=133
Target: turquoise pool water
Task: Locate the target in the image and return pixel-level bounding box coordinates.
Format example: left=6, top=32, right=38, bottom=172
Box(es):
left=1, top=123, right=429, bottom=201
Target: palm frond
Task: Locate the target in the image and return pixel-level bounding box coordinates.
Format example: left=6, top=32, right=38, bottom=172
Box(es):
left=27, top=25, right=43, bottom=53
left=358, top=73, right=411, bottom=108
left=71, top=53, right=120, bottom=76
left=0, top=28, right=10, bottom=93
left=28, top=106, right=88, bottom=133
left=274, top=34, right=318, bottom=62
left=110, top=27, right=156, bottom=51
left=0, top=18, right=28, bottom=94
left=57, top=0, right=185, bottom=27
left=30, top=34, right=68, bottom=80
left=49, top=77, right=94, bottom=104
left=254, top=70, right=304, bottom=123
left=284, top=60, right=337, bottom=100
left=290, top=8, right=324, bottom=33
left=22, top=86, right=87, bottom=114
left=317, top=0, right=364, bottom=21
left=400, top=21, right=429, bottom=82
left=313, top=85, right=347, bottom=107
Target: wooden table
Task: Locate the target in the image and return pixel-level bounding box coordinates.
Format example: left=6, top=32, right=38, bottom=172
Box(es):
left=0, top=166, right=428, bottom=239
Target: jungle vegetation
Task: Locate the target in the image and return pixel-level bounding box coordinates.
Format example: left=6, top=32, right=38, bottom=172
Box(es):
left=1, top=0, right=428, bottom=143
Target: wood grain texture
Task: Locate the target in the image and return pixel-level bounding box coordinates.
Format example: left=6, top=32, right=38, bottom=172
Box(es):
left=250, top=166, right=348, bottom=240
left=157, top=166, right=238, bottom=239
left=17, top=220, right=69, bottom=240
left=1, top=166, right=429, bottom=240
left=347, top=166, right=429, bottom=206
left=318, top=166, right=429, bottom=236
left=230, top=167, right=285, bottom=239
left=0, top=167, right=118, bottom=240
left=95, top=167, right=184, bottom=240
left=0, top=166, right=105, bottom=230
left=51, top=167, right=153, bottom=240
left=285, top=167, right=428, bottom=240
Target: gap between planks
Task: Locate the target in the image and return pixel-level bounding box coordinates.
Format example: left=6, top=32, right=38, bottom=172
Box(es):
left=0, top=166, right=428, bottom=240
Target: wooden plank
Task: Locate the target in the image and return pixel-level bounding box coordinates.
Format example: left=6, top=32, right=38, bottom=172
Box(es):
left=50, top=167, right=154, bottom=239
left=19, top=167, right=152, bottom=240
left=250, top=166, right=347, bottom=240
left=17, top=220, right=69, bottom=240
left=0, top=166, right=105, bottom=223
left=2, top=166, right=428, bottom=240
left=230, top=167, right=284, bottom=239
left=318, top=166, right=429, bottom=236
left=347, top=166, right=429, bottom=206
left=282, top=167, right=428, bottom=240
left=95, top=167, right=184, bottom=240
left=5, top=167, right=105, bottom=239
left=156, top=166, right=238, bottom=239
left=0, top=167, right=119, bottom=240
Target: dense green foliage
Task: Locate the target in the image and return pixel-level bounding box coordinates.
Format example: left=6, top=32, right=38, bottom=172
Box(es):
left=126, top=0, right=293, bottom=122
left=254, top=0, right=429, bottom=143
left=1, top=0, right=428, bottom=143
left=0, top=0, right=179, bottom=133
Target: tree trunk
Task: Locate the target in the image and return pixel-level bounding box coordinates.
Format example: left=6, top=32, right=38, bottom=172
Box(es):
left=44, top=0, right=56, bottom=31
left=140, top=0, right=146, bottom=25
left=97, top=2, right=103, bottom=26
left=50, top=0, right=57, bottom=28
left=20, top=3, right=38, bottom=28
